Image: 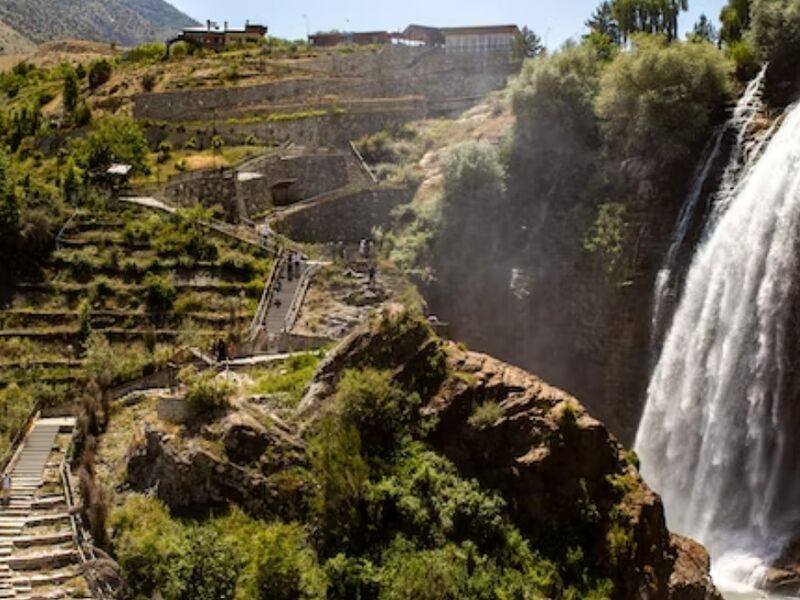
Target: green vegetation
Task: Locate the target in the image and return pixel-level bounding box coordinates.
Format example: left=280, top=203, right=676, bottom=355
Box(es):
left=248, top=353, right=321, bottom=408
left=468, top=401, right=504, bottom=430
left=751, top=0, right=800, bottom=82
left=179, top=366, right=235, bottom=413
left=609, top=0, right=690, bottom=41
left=596, top=36, right=730, bottom=166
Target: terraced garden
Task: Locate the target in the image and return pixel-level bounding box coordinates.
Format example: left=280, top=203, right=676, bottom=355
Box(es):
left=0, top=203, right=274, bottom=425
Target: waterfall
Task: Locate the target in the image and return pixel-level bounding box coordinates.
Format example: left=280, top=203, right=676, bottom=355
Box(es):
left=636, top=100, right=800, bottom=593
left=651, top=66, right=768, bottom=340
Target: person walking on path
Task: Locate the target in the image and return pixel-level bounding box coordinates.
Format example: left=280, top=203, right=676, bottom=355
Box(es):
left=1, top=473, right=11, bottom=506
left=287, top=253, right=294, bottom=282
left=368, top=265, right=377, bottom=288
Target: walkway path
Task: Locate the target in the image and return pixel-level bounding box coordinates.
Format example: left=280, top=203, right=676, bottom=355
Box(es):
left=0, top=418, right=91, bottom=599
left=264, top=257, right=307, bottom=337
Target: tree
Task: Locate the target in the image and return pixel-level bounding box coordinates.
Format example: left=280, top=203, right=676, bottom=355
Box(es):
left=720, top=0, right=752, bottom=44
left=751, top=0, right=800, bottom=83
left=520, top=26, right=545, bottom=57
left=586, top=1, right=621, bottom=45
left=596, top=36, right=730, bottom=170
left=63, top=69, right=79, bottom=115
left=611, top=0, right=689, bottom=42
left=236, top=523, right=326, bottom=599
left=690, top=14, right=719, bottom=43
left=88, top=60, right=112, bottom=91
left=72, top=118, right=149, bottom=175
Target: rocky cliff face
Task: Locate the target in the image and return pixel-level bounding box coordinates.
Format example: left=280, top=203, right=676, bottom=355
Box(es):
left=298, top=315, right=721, bottom=600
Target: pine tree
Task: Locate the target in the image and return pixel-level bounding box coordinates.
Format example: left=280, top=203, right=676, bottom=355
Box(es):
left=586, top=1, right=621, bottom=45
left=63, top=69, right=79, bottom=115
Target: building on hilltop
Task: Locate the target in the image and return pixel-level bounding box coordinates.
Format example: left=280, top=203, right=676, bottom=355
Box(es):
left=308, top=31, right=390, bottom=47
left=173, top=20, right=268, bottom=52
left=307, top=24, right=522, bottom=56
left=393, top=25, right=445, bottom=47
left=439, top=25, right=522, bottom=53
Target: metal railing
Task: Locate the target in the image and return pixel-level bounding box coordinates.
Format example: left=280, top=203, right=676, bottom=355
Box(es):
left=247, top=248, right=286, bottom=342
left=60, top=457, right=116, bottom=600
left=284, top=262, right=322, bottom=332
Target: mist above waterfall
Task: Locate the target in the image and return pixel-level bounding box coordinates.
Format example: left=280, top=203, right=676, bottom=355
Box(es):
left=636, top=100, right=800, bottom=593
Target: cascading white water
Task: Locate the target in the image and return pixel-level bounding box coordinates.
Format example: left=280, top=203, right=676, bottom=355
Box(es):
left=636, top=101, right=800, bottom=594
left=651, top=66, right=768, bottom=339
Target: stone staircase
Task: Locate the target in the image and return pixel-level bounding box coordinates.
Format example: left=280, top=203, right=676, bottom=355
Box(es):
left=0, top=418, right=91, bottom=599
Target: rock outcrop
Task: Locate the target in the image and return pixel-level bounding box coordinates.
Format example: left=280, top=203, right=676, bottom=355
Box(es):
left=126, top=407, right=310, bottom=520
left=297, top=315, right=722, bottom=600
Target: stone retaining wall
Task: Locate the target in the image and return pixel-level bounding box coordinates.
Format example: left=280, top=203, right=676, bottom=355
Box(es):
left=134, top=47, right=519, bottom=122
left=274, top=186, right=410, bottom=243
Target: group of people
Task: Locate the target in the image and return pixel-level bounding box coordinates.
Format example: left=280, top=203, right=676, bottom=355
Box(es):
left=286, top=251, right=303, bottom=282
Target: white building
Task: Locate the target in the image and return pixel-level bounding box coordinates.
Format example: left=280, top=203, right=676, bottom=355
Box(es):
left=440, top=25, right=522, bottom=54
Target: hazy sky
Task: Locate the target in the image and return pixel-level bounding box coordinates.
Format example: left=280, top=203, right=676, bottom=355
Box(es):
left=169, top=0, right=728, bottom=48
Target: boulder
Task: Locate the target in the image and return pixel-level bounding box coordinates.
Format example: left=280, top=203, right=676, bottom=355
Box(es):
left=221, top=412, right=271, bottom=464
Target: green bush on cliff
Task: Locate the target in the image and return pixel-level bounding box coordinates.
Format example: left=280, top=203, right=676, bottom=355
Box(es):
left=751, top=0, right=800, bottom=83
left=596, top=36, right=730, bottom=169
left=236, top=522, right=326, bottom=600
left=180, top=366, right=234, bottom=413
left=338, top=368, right=420, bottom=457
left=510, top=44, right=602, bottom=185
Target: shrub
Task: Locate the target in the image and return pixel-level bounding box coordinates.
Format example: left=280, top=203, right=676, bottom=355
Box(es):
left=71, top=118, right=149, bottom=175
left=248, top=353, right=321, bottom=408
left=182, top=526, right=239, bottom=600
left=184, top=136, right=198, bottom=150
left=211, top=135, right=225, bottom=154
left=157, top=140, right=173, bottom=164
left=596, top=36, right=730, bottom=169
left=110, top=496, right=191, bottom=600
left=510, top=43, right=602, bottom=184
left=63, top=69, right=79, bottom=114
left=84, top=332, right=116, bottom=387
left=0, top=384, right=35, bottom=444
left=467, top=401, right=504, bottom=430
left=337, top=368, right=420, bottom=457
left=88, top=59, right=112, bottom=91
left=174, top=292, right=205, bottom=314
left=142, top=72, right=158, bottom=92
left=179, top=366, right=234, bottom=413
left=126, top=42, right=167, bottom=64
left=170, top=41, right=190, bottom=59
left=751, top=0, right=800, bottom=84
left=583, top=202, right=628, bottom=276
left=308, top=417, right=370, bottom=554
left=72, top=101, right=92, bottom=127
left=728, top=39, right=760, bottom=81
left=143, top=273, right=176, bottom=314
left=236, top=523, right=326, bottom=600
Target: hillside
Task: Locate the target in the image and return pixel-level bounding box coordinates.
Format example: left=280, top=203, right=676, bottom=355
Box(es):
left=0, top=17, right=34, bottom=54
left=0, top=0, right=197, bottom=47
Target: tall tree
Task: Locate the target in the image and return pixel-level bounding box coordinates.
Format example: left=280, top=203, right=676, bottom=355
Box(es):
left=520, top=26, right=546, bottom=57
left=611, top=0, right=689, bottom=42
left=63, top=69, right=79, bottom=115
left=720, top=0, right=751, bottom=43
left=586, top=1, right=621, bottom=45
left=690, top=13, right=719, bottom=43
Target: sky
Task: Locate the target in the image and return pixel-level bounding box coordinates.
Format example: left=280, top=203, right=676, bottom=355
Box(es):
left=169, top=0, right=728, bottom=48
